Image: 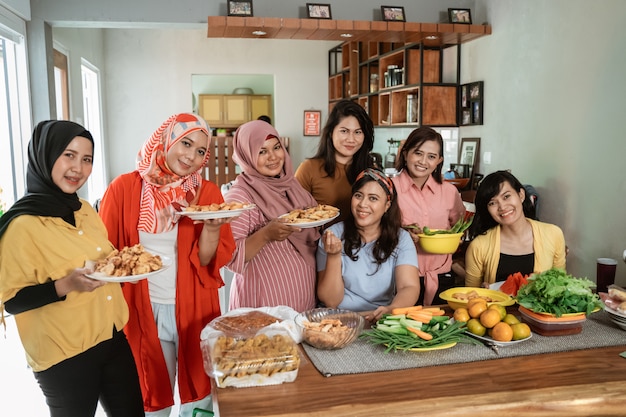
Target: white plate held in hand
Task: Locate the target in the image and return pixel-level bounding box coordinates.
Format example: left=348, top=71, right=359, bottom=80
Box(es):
left=178, top=205, right=255, bottom=220
left=86, top=256, right=172, bottom=283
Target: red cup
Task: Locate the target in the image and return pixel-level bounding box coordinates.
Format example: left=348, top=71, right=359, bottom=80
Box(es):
left=596, top=258, right=617, bottom=294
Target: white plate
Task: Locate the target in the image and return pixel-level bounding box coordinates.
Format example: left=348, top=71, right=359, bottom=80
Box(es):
left=604, top=305, right=626, bottom=320
left=178, top=205, right=255, bottom=220
left=489, top=281, right=504, bottom=291
left=466, top=331, right=532, bottom=347
left=86, top=256, right=172, bottom=283
left=279, top=212, right=340, bottom=229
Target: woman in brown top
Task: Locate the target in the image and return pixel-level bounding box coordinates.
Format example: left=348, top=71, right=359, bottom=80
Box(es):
left=295, top=100, right=374, bottom=223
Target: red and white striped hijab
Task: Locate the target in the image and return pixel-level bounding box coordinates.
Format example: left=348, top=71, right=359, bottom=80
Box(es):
left=137, top=113, right=211, bottom=233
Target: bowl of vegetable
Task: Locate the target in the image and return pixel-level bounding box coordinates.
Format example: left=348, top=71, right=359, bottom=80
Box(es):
left=295, top=308, right=364, bottom=350
left=515, top=268, right=602, bottom=335
left=412, top=214, right=474, bottom=255
left=417, top=231, right=464, bottom=254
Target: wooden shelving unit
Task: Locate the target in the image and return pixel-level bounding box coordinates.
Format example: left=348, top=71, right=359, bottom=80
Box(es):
left=328, top=28, right=490, bottom=128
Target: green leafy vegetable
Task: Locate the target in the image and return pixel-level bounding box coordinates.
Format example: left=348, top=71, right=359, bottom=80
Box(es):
left=515, top=268, right=603, bottom=317
left=420, top=213, right=474, bottom=236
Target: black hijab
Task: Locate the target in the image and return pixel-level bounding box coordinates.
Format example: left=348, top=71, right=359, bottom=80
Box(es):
left=0, top=120, right=94, bottom=239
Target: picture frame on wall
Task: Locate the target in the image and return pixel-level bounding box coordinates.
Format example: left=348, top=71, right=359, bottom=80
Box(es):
left=306, top=3, right=332, bottom=19
left=448, top=8, right=472, bottom=24
left=303, top=110, right=322, bottom=136
left=459, top=137, right=480, bottom=180
left=228, top=0, right=253, bottom=17
left=472, top=102, right=482, bottom=124
left=381, top=6, right=406, bottom=22
left=462, top=109, right=471, bottom=125
left=459, top=81, right=484, bottom=125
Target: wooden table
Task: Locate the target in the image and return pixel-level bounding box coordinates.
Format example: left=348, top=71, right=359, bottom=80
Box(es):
left=211, top=344, right=626, bottom=416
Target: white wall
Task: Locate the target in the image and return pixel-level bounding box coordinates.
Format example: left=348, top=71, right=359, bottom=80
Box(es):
left=52, top=28, right=106, bottom=127
left=464, top=0, right=626, bottom=283
left=100, top=29, right=336, bottom=177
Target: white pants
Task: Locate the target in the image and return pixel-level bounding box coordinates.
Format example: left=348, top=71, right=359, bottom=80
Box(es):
left=146, top=303, right=212, bottom=417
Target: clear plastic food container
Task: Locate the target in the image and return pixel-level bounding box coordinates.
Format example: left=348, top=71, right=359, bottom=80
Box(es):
left=200, top=307, right=301, bottom=388
left=518, top=306, right=585, bottom=336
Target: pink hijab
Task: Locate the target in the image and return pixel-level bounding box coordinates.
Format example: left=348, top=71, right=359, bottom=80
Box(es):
left=232, top=120, right=319, bottom=264
left=136, top=113, right=211, bottom=233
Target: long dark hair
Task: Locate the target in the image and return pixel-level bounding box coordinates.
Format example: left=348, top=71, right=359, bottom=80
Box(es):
left=312, top=100, right=374, bottom=184
left=468, top=170, right=537, bottom=239
left=395, top=126, right=444, bottom=184
left=343, top=169, right=402, bottom=270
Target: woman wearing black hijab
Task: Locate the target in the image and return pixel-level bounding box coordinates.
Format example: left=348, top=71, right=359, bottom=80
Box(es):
left=0, top=120, right=144, bottom=417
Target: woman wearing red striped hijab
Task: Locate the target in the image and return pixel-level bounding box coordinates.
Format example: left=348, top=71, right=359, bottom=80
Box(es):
left=225, top=120, right=320, bottom=312
left=99, top=113, right=235, bottom=416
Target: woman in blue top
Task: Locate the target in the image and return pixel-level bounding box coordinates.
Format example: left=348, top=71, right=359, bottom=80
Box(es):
left=316, top=168, right=420, bottom=323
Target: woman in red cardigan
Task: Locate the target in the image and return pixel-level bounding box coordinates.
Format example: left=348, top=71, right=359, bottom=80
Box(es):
left=99, top=113, right=235, bottom=416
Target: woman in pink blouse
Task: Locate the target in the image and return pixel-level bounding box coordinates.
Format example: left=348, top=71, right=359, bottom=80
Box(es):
left=224, top=121, right=320, bottom=312
left=392, top=127, right=466, bottom=305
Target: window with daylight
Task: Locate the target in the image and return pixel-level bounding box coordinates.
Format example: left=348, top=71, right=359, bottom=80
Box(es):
left=81, top=59, right=107, bottom=204
left=0, top=6, right=31, bottom=209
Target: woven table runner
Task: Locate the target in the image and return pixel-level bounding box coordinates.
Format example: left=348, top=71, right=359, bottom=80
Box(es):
left=302, top=310, right=626, bottom=377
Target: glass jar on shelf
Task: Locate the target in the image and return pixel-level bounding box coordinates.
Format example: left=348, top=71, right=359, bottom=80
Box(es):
left=370, top=74, right=379, bottom=93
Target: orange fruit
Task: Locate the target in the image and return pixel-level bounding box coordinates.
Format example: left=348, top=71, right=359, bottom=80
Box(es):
left=467, top=297, right=488, bottom=309
left=466, top=318, right=486, bottom=336
left=491, top=322, right=513, bottom=342
left=479, top=308, right=502, bottom=329
left=503, top=313, right=521, bottom=325
left=511, top=323, right=532, bottom=340
left=468, top=302, right=488, bottom=318
left=453, top=308, right=470, bottom=323
left=488, top=304, right=507, bottom=320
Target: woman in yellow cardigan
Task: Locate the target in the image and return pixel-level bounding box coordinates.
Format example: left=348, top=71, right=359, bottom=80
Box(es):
left=465, top=171, right=566, bottom=287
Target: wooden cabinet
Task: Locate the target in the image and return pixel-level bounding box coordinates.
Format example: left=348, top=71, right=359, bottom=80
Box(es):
left=198, top=94, right=272, bottom=128
left=328, top=41, right=460, bottom=127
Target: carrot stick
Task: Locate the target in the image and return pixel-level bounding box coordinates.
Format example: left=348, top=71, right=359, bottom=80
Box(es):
left=407, top=312, right=433, bottom=323
left=407, top=326, right=434, bottom=340
left=420, top=307, right=443, bottom=312
left=391, top=305, right=423, bottom=315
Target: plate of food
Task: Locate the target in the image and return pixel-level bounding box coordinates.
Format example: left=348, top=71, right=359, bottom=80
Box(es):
left=279, top=204, right=339, bottom=228
left=439, top=287, right=516, bottom=310
left=86, top=244, right=172, bottom=283
left=178, top=202, right=255, bottom=220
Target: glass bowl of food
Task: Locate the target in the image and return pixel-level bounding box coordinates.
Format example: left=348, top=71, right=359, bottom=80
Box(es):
left=295, top=308, right=364, bottom=350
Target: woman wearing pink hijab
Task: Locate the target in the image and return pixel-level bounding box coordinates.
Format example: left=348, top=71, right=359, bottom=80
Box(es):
left=99, top=113, right=235, bottom=416
left=225, top=120, right=320, bottom=312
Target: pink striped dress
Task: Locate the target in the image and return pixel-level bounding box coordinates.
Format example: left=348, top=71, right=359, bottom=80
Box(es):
left=225, top=187, right=317, bottom=312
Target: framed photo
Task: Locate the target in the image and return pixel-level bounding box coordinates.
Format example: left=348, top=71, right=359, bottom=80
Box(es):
left=462, top=109, right=471, bottom=125
left=459, top=81, right=484, bottom=125
left=304, top=110, right=322, bottom=136
left=228, top=0, right=253, bottom=17
left=472, top=102, right=482, bottom=124
left=306, top=3, right=332, bottom=19
left=381, top=6, right=406, bottom=22
left=459, top=137, right=480, bottom=179
left=469, top=82, right=481, bottom=100
left=448, top=8, right=472, bottom=24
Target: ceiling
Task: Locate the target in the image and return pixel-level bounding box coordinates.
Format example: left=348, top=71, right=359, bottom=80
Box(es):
left=207, top=17, right=491, bottom=46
